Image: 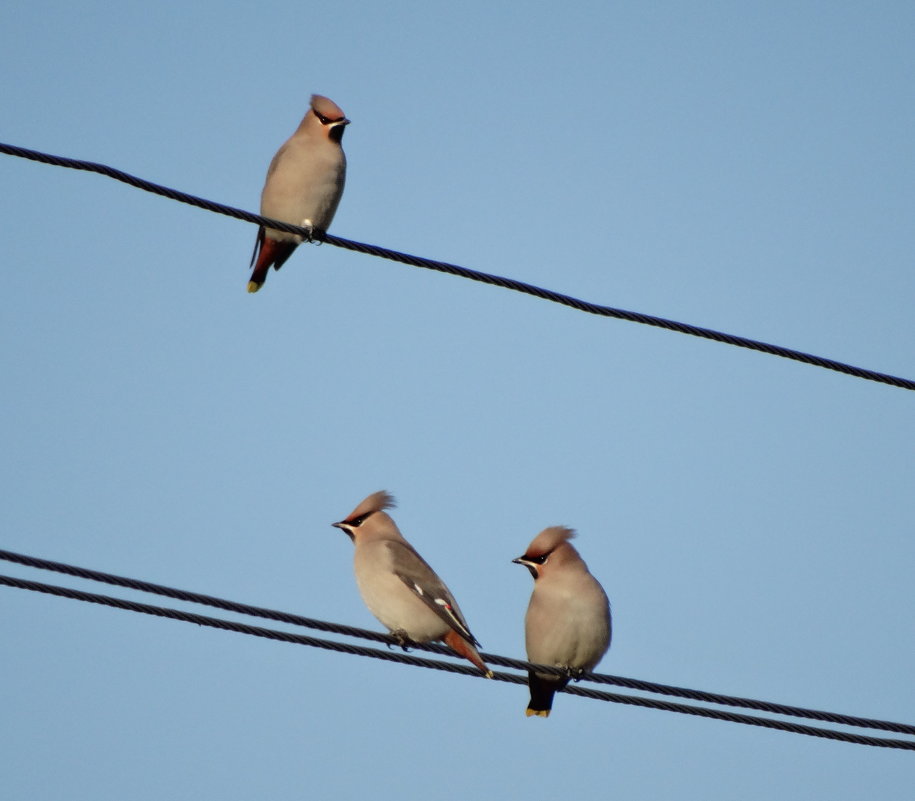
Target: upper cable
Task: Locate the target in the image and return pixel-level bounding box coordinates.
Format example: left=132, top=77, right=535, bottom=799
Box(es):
left=1, top=141, right=912, bottom=391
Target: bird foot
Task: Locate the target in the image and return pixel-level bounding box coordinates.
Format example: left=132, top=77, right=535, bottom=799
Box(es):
left=564, top=666, right=586, bottom=682
left=387, top=629, right=417, bottom=651
left=298, top=220, right=316, bottom=243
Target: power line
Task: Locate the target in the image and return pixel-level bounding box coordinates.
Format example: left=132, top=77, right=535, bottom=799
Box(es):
left=2, top=548, right=914, bottom=742
left=2, top=572, right=913, bottom=751
left=2, top=140, right=912, bottom=392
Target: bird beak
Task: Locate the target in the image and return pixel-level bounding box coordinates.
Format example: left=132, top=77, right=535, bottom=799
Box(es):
left=513, top=556, right=538, bottom=579
left=328, top=119, right=349, bottom=143
left=332, top=521, right=355, bottom=541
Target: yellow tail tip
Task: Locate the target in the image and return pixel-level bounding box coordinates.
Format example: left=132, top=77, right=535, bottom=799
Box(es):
left=484, top=670, right=494, bottom=679
left=526, top=708, right=550, bottom=718
left=247, top=281, right=262, bottom=293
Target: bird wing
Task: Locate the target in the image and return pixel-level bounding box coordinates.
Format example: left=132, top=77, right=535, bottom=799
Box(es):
left=388, top=541, right=480, bottom=646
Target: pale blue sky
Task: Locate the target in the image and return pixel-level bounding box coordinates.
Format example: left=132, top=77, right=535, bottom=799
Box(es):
left=2, top=1, right=913, bottom=798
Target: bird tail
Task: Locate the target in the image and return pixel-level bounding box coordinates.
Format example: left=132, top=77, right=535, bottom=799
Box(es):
left=525, top=672, right=569, bottom=718
left=443, top=629, right=493, bottom=678
left=247, top=228, right=298, bottom=293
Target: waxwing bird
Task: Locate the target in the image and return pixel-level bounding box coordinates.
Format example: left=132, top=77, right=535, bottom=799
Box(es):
left=513, top=526, right=611, bottom=717
left=332, top=491, right=493, bottom=677
left=247, top=94, right=349, bottom=292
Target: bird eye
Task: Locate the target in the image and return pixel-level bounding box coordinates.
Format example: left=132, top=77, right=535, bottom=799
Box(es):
left=348, top=513, right=373, bottom=527
left=312, top=109, right=332, bottom=125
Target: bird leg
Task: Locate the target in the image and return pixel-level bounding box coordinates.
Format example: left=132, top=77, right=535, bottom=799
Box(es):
left=564, top=666, right=586, bottom=682
left=298, top=219, right=316, bottom=242
left=387, top=629, right=418, bottom=651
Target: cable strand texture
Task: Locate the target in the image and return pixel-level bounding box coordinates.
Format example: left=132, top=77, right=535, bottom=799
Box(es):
left=2, top=573, right=914, bottom=751
left=1, top=141, right=912, bottom=391
left=2, top=548, right=914, bottom=741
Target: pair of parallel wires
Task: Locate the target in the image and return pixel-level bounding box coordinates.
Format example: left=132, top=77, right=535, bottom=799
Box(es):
left=2, top=548, right=914, bottom=750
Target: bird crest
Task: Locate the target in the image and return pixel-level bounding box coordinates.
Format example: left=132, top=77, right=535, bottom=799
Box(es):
left=524, top=525, right=576, bottom=558
left=346, top=490, right=396, bottom=522
left=310, top=94, right=347, bottom=122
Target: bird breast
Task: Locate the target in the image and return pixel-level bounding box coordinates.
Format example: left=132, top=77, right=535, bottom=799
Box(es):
left=260, top=140, right=346, bottom=240
left=525, top=576, right=610, bottom=670
left=353, top=541, right=450, bottom=642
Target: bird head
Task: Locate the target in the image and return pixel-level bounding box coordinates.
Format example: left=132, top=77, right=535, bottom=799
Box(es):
left=512, top=526, right=577, bottom=579
left=310, top=94, right=350, bottom=143
left=332, top=490, right=397, bottom=542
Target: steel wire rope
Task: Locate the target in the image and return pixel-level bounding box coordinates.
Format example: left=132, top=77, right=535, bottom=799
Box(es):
left=2, top=573, right=914, bottom=751
left=2, top=547, right=914, bottom=737
left=1, top=141, right=912, bottom=391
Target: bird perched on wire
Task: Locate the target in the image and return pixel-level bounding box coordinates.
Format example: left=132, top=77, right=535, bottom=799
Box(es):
left=247, top=94, right=349, bottom=293
left=513, top=526, right=611, bottom=717
left=332, top=491, right=493, bottom=677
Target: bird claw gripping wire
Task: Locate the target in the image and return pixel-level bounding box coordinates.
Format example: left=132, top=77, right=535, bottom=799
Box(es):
left=565, top=666, right=586, bottom=683
left=387, top=629, right=416, bottom=651
left=298, top=222, right=328, bottom=247
left=297, top=221, right=316, bottom=243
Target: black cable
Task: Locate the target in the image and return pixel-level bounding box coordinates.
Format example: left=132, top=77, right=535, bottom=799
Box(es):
left=2, top=573, right=914, bottom=751
left=0, top=547, right=395, bottom=645
left=2, top=141, right=912, bottom=392
left=0, top=573, right=908, bottom=752
left=2, top=547, right=913, bottom=737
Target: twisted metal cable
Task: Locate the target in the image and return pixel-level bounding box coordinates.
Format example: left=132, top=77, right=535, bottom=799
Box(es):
left=2, top=141, right=912, bottom=391
left=0, top=547, right=395, bottom=645
left=2, top=573, right=914, bottom=751
left=2, top=547, right=914, bottom=737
